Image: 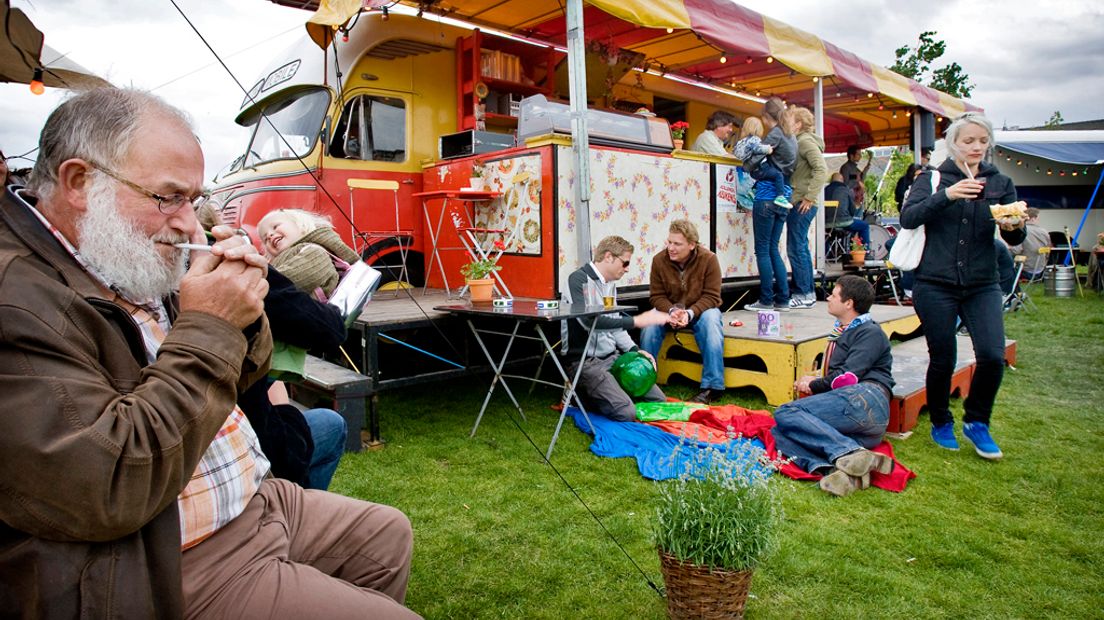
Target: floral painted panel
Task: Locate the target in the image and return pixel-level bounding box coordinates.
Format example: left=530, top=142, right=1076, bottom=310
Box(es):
left=557, top=147, right=712, bottom=293
left=470, top=153, right=544, bottom=256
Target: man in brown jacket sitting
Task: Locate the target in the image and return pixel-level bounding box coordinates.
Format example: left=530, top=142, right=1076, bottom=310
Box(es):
left=0, top=89, right=418, bottom=618
left=640, top=219, right=727, bottom=404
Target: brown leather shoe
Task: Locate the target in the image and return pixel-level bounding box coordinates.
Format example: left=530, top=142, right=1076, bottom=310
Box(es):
left=689, top=388, right=724, bottom=405
left=834, top=449, right=894, bottom=477
left=818, top=470, right=871, bottom=497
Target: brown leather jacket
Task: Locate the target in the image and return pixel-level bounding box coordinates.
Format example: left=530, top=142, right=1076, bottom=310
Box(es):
left=0, top=188, right=272, bottom=618
left=648, top=244, right=723, bottom=320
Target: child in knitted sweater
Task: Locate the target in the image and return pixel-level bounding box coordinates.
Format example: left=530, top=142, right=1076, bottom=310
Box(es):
left=257, top=209, right=361, bottom=300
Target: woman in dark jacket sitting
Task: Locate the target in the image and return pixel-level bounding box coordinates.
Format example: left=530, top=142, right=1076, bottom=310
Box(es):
left=900, top=113, right=1025, bottom=460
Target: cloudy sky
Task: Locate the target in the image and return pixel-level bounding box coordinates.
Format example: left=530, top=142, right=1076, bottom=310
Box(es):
left=3, top=0, right=1102, bottom=181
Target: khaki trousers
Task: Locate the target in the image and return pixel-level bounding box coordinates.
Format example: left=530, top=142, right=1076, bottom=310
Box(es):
left=182, top=478, right=420, bottom=619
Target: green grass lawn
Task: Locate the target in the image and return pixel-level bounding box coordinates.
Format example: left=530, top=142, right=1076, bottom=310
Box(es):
left=330, top=284, right=1104, bottom=619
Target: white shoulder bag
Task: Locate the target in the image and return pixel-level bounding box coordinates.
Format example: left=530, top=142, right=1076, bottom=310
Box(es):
left=888, top=170, right=940, bottom=271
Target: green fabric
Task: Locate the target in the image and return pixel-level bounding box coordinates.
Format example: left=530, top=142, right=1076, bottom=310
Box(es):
left=634, top=401, right=698, bottom=422
left=269, top=340, right=307, bottom=381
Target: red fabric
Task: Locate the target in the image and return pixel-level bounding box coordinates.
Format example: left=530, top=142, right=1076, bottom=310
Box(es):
left=648, top=404, right=916, bottom=493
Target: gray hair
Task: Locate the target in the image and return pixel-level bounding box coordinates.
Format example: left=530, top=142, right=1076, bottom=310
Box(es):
left=944, top=112, right=994, bottom=162
left=29, top=88, right=194, bottom=197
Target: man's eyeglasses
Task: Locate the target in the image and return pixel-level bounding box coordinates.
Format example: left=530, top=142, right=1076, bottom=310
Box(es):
left=87, top=161, right=208, bottom=215
left=620, top=258, right=631, bottom=268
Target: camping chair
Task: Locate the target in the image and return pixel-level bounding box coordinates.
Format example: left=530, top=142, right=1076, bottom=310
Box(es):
left=348, top=178, right=413, bottom=296
left=1024, top=247, right=1050, bottom=284
left=1003, top=255, right=1035, bottom=312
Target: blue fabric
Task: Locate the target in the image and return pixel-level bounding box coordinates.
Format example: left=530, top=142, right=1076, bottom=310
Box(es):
left=785, top=204, right=817, bottom=297
left=998, top=141, right=1104, bottom=165
left=566, top=408, right=769, bottom=481
left=752, top=172, right=793, bottom=202
left=302, top=408, right=347, bottom=490
left=752, top=199, right=790, bottom=305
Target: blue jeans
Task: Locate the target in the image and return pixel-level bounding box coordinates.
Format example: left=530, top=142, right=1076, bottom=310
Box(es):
left=770, top=382, right=890, bottom=473
left=844, top=218, right=870, bottom=248
left=752, top=200, right=790, bottom=305
left=641, top=307, right=726, bottom=390
left=786, top=204, right=817, bottom=298
left=302, top=408, right=347, bottom=490
left=752, top=159, right=788, bottom=199
left=911, top=281, right=1005, bottom=426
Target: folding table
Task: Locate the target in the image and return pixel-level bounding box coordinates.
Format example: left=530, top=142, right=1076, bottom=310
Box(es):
left=435, top=300, right=634, bottom=460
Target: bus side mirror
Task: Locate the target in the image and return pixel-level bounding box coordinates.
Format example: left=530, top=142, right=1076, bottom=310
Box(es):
left=320, top=117, right=331, bottom=155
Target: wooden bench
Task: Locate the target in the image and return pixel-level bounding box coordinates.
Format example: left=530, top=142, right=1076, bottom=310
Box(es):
left=655, top=303, right=921, bottom=406
left=288, top=355, right=371, bottom=452
left=887, top=336, right=1017, bottom=434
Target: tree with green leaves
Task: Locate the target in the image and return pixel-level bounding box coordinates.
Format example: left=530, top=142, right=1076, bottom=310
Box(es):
left=890, top=31, right=974, bottom=98
left=1044, top=111, right=1064, bottom=127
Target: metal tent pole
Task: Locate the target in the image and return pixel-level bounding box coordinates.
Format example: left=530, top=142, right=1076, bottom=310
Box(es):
left=814, top=78, right=825, bottom=271
left=1065, top=163, right=1104, bottom=266
left=566, top=0, right=592, bottom=265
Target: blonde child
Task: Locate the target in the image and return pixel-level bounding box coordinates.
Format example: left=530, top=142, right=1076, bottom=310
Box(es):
left=734, top=117, right=791, bottom=209
left=257, top=209, right=361, bottom=299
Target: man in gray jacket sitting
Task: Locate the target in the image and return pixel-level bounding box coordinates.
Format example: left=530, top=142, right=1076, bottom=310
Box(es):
left=563, top=236, right=671, bottom=421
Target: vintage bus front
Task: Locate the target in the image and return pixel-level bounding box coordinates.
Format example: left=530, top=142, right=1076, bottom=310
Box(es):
left=211, top=13, right=466, bottom=285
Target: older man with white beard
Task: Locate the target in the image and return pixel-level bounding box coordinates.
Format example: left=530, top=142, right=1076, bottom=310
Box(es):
left=0, top=89, right=419, bottom=619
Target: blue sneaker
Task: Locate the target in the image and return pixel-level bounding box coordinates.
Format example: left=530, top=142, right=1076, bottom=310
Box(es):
left=963, top=422, right=1003, bottom=460
left=931, top=423, right=959, bottom=451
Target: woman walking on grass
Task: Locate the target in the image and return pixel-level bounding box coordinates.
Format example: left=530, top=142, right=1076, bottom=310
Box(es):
left=784, top=106, right=828, bottom=308
left=899, top=113, right=1025, bottom=459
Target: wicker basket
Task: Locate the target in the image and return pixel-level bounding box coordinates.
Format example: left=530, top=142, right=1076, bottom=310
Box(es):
left=659, top=550, right=754, bottom=619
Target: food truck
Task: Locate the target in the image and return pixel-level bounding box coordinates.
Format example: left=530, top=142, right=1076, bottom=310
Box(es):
left=210, top=1, right=979, bottom=299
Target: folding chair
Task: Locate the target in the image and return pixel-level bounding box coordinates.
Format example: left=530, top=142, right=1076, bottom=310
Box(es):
left=822, top=200, right=851, bottom=262
left=1023, top=247, right=1050, bottom=284
left=348, top=178, right=413, bottom=296
left=1003, top=255, right=1035, bottom=312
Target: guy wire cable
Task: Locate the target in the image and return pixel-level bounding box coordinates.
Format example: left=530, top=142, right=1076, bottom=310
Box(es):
left=169, top=0, right=663, bottom=598
left=167, top=0, right=466, bottom=366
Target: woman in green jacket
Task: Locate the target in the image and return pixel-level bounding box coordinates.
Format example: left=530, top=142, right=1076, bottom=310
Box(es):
left=785, top=106, right=828, bottom=308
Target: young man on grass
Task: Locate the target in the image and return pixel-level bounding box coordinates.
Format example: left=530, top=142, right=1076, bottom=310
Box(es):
left=563, top=235, right=670, bottom=421
left=770, top=275, right=896, bottom=497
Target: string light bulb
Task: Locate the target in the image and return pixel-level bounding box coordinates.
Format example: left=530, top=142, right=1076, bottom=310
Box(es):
left=719, top=54, right=727, bottom=64
left=666, top=27, right=673, bottom=34
left=766, top=56, right=774, bottom=63
left=812, top=76, right=818, bottom=82
left=381, top=5, right=389, bottom=20
left=30, top=68, right=45, bottom=95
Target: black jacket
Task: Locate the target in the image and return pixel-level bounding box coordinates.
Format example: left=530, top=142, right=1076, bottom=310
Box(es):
left=824, top=180, right=857, bottom=225
left=900, top=159, right=1026, bottom=287
left=809, top=320, right=894, bottom=394
left=237, top=267, right=347, bottom=486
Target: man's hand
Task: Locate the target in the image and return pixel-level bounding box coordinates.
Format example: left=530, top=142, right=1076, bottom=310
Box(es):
left=793, top=374, right=817, bottom=395
left=633, top=308, right=671, bottom=328
left=640, top=350, right=658, bottom=370
left=179, top=225, right=269, bottom=329
left=669, top=307, right=690, bottom=328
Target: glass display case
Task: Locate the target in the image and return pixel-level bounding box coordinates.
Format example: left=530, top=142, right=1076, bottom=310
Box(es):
left=517, top=95, right=673, bottom=152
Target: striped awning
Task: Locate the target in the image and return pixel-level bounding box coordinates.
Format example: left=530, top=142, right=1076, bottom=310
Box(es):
left=272, top=0, right=982, bottom=148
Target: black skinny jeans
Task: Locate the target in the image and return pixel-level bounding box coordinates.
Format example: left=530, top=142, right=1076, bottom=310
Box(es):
left=912, top=281, right=1006, bottom=426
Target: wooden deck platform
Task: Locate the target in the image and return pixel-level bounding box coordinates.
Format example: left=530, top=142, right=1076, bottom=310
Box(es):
left=656, top=302, right=921, bottom=406
left=887, top=335, right=1017, bottom=435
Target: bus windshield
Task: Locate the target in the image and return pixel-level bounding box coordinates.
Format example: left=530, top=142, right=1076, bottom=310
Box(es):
left=240, top=88, right=331, bottom=169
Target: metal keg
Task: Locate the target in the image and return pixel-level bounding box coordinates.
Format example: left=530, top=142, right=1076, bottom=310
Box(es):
left=1044, top=265, right=1076, bottom=297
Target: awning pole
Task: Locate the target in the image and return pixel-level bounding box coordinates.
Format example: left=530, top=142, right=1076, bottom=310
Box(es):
left=1066, top=163, right=1104, bottom=265
left=566, top=0, right=592, bottom=265
left=814, top=78, right=825, bottom=271
left=912, top=110, right=921, bottom=164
